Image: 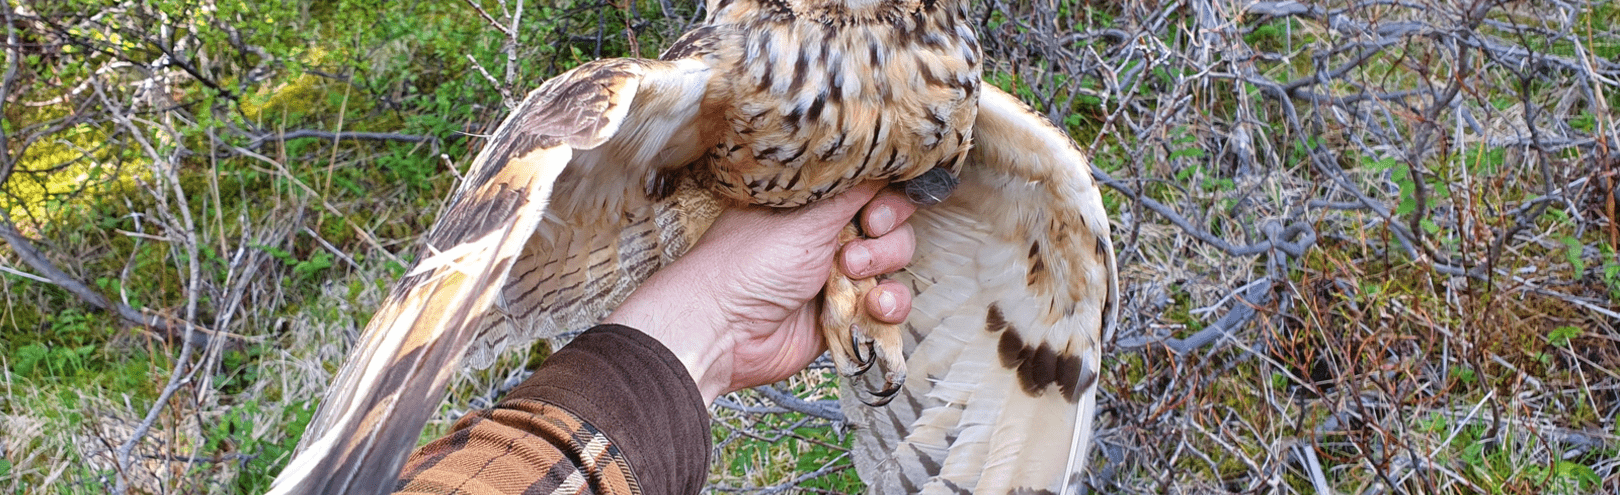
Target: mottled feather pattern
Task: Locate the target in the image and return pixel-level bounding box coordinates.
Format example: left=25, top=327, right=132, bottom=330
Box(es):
left=274, top=143, right=572, bottom=495
left=465, top=57, right=722, bottom=367
left=274, top=0, right=1117, bottom=493
left=843, top=86, right=1116, bottom=495
left=467, top=182, right=722, bottom=368
left=469, top=0, right=986, bottom=362
left=269, top=60, right=714, bottom=495
left=704, top=0, right=980, bottom=207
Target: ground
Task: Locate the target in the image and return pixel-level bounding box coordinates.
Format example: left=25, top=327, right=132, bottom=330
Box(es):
left=1, top=0, right=1616, bottom=493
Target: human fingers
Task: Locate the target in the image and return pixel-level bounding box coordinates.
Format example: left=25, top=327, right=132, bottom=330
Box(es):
left=694, top=181, right=884, bottom=266
left=864, top=280, right=913, bottom=324
left=790, top=181, right=886, bottom=231
left=839, top=222, right=915, bottom=279
left=859, top=187, right=919, bottom=237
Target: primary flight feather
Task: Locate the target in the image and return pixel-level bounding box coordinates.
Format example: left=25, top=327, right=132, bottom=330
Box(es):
left=271, top=0, right=1117, bottom=493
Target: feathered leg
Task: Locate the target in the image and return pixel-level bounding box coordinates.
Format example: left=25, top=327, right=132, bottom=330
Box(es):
left=822, top=168, right=959, bottom=405
left=822, top=224, right=907, bottom=405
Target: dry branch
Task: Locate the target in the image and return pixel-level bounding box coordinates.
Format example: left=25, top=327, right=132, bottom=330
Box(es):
left=3, top=0, right=1617, bottom=493
left=0, top=211, right=214, bottom=345
left=245, top=130, right=436, bottom=149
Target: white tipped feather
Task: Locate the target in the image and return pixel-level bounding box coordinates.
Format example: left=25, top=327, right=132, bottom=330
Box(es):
left=272, top=59, right=716, bottom=494
left=845, top=85, right=1115, bottom=495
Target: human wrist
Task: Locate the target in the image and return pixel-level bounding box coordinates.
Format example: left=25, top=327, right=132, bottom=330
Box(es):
left=603, top=269, right=735, bottom=405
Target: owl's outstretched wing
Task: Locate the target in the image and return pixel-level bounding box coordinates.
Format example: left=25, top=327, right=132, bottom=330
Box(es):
left=268, top=57, right=715, bottom=495
left=844, top=84, right=1118, bottom=495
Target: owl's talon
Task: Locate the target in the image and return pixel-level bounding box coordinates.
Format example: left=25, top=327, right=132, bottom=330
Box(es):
left=860, top=369, right=905, bottom=405
left=850, top=338, right=876, bottom=374
left=861, top=390, right=896, bottom=406
left=822, top=223, right=911, bottom=405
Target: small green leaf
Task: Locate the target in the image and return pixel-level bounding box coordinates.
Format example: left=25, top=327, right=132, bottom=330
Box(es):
left=1548, top=326, right=1580, bottom=348
left=13, top=343, right=48, bottom=376
left=293, top=252, right=335, bottom=279
left=1063, top=113, right=1084, bottom=130
left=1562, top=237, right=1586, bottom=274
left=253, top=243, right=295, bottom=264
left=1450, top=365, right=1476, bottom=384
left=1393, top=165, right=1417, bottom=215
left=1553, top=460, right=1601, bottom=487
left=1169, top=147, right=1206, bottom=161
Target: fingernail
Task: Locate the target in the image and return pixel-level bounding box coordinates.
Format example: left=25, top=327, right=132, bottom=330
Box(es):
left=869, top=204, right=896, bottom=235
left=844, top=243, right=872, bottom=276
left=876, top=289, right=899, bottom=318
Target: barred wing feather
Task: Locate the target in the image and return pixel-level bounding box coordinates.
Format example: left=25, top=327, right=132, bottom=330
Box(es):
left=267, top=57, right=715, bottom=495
left=843, top=85, right=1118, bottom=495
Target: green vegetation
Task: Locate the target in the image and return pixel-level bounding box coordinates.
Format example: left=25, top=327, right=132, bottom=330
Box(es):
left=3, top=0, right=1617, bottom=493
left=0, top=1, right=702, bottom=492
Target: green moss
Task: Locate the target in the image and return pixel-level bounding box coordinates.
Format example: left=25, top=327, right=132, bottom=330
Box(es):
left=241, top=70, right=367, bottom=128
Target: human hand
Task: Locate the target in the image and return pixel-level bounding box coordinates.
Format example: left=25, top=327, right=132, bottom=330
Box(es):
left=604, top=181, right=920, bottom=405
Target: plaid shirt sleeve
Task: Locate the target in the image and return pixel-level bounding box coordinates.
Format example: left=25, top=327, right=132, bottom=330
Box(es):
left=394, top=325, right=712, bottom=495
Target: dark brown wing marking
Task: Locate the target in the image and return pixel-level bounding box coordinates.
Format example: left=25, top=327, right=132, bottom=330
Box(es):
left=845, top=84, right=1116, bottom=495
left=987, top=304, right=1093, bottom=403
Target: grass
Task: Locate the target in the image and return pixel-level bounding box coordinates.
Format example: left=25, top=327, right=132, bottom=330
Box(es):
left=708, top=372, right=863, bottom=492
left=3, top=0, right=1618, bottom=493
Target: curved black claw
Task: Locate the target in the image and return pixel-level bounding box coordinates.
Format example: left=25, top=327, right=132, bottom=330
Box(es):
left=860, top=379, right=903, bottom=406
left=848, top=336, right=876, bottom=376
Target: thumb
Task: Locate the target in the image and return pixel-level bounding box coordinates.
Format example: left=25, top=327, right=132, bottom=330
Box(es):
left=793, top=181, right=885, bottom=228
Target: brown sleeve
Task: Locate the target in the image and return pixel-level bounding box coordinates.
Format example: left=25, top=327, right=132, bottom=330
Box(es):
left=395, top=324, right=712, bottom=495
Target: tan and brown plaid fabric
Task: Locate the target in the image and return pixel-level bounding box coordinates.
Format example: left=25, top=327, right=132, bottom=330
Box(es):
left=394, top=325, right=711, bottom=495
left=396, top=400, right=639, bottom=495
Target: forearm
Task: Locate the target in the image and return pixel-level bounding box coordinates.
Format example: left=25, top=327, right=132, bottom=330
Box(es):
left=394, top=325, right=711, bottom=495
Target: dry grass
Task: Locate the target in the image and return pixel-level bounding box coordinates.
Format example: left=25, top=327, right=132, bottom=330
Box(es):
left=1024, top=0, right=1620, bottom=492
left=1, top=0, right=1616, bottom=493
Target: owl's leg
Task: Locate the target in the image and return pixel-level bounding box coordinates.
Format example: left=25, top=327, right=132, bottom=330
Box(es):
left=821, top=224, right=907, bottom=406
left=822, top=168, right=960, bottom=406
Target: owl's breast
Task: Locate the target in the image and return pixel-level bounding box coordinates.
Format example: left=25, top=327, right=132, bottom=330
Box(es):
left=702, top=6, right=982, bottom=207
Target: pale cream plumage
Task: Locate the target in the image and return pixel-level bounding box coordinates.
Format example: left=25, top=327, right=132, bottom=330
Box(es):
left=270, top=0, right=1116, bottom=493
left=844, top=87, right=1115, bottom=494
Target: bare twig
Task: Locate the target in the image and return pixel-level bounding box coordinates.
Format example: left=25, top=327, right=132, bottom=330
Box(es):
left=218, top=140, right=406, bottom=267
left=466, top=54, right=517, bottom=110
left=460, top=0, right=515, bottom=37
left=0, top=211, right=210, bottom=341
left=83, top=73, right=205, bottom=494
left=0, top=0, right=19, bottom=179
left=710, top=452, right=851, bottom=494
left=752, top=386, right=845, bottom=422
left=1095, top=169, right=1317, bottom=258
left=245, top=129, right=435, bottom=149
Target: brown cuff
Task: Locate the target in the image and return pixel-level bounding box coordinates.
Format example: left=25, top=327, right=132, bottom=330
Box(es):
left=503, top=324, right=711, bottom=494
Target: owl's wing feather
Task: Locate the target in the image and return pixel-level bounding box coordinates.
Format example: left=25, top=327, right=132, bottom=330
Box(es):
left=268, top=57, right=714, bottom=495
left=845, top=84, right=1118, bottom=495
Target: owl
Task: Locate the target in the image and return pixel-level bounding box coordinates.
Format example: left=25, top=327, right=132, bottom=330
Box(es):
left=270, top=0, right=1117, bottom=493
